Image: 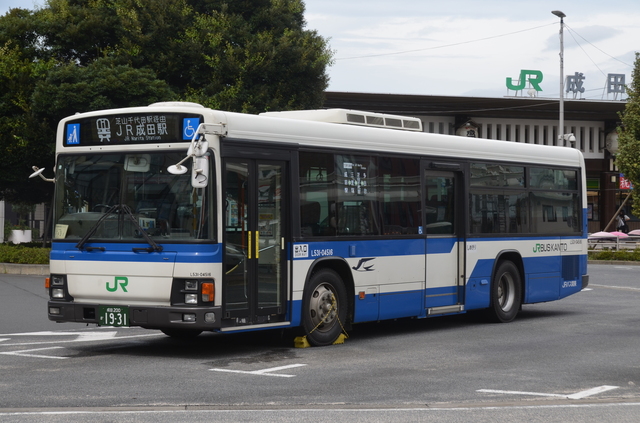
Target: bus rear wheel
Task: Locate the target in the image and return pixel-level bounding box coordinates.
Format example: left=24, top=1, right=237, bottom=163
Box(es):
left=302, top=269, right=348, bottom=346
left=488, top=261, right=522, bottom=323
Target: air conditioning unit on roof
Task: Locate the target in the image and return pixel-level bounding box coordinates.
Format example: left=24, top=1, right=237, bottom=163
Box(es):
left=260, top=109, right=423, bottom=132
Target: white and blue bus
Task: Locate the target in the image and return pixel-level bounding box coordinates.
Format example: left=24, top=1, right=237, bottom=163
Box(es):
left=40, top=102, right=588, bottom=346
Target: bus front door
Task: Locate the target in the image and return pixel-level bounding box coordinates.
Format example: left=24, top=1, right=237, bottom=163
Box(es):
left=223, top=158, right=287, bottom=327
left=423, top=168, right=465, bottom=315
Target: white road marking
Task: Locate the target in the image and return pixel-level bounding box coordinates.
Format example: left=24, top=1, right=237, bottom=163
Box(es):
left=567, top=385, right=619, bottom=399
left=478, top=385, right=619, bottom=400
left=210, top=363, right=307, bottom=378
left=477, top=389, right=564, bottom=398
left=0, top=346, right=67, bottom=360
left=2, top=402, right=640, bottom=417
left=590, top=284, right=640, bottom=291
left=0, top=338, right=9, bottom=343
left=0, top=331, right=161, bottom=347
left=7, top=331, right=118, bottom=341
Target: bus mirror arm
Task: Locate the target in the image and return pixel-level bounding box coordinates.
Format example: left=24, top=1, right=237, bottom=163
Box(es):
left=167, top=123, right=213, bottom=188
left=29, top=166, right=55, bottom=182
left=167, top=123, right=212, bottom=177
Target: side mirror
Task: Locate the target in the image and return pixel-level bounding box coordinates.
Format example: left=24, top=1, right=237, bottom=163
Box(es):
left=192, top=156, right=209, bottom=188
left=167, top=123, right=225, bottom=185
left=29, top=166, right=55, bottom=182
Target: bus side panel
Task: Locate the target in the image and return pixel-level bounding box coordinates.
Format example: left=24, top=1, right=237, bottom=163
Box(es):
left=291, top=240, right=425, bottom=324
left=559, top=234, right=587, bottom=298
left=523, top=255, right=562, bottom=303
left=378, top=287, right=424, bottom=321
left=375, top=253, right=424, bottom=321
left=289, top=296, right=303, bottom=327
left=465, top=258, right=494, bottom=310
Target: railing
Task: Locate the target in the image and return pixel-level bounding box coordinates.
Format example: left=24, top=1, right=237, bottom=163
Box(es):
left=588, top=235, right=640, bottom=250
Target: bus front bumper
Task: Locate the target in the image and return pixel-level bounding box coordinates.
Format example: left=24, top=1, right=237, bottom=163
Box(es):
left=47, top=301, right=223, bottom=331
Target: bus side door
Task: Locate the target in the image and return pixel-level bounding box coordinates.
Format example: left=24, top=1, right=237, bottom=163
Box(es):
left=422, top=164, right=465, bottom=315
left=221, top=144, right=290, bottom=327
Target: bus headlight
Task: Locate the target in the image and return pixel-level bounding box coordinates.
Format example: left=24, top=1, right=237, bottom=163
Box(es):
left=185, top=293, right=198, bottom=304
left=52, top=288, right=65, bottom=299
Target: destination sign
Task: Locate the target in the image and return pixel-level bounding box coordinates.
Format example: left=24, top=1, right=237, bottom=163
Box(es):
left=64, top=113, right=203, bottom=147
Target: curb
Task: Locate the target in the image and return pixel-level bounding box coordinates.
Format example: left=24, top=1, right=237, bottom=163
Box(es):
left=588, top=260, right=640, bottom=266
left=0, top=263, right=50, bottom=276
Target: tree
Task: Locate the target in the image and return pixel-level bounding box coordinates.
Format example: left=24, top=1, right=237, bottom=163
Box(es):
left=182, top=0, right=332, bottom=113
left=0, top=0, right=333, bottom=205
left=0, top=38, right=56, bottom=204
left=616, top=52, right=640, bottom=216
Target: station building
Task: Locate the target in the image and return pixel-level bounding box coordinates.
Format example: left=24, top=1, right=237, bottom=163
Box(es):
left=322, top=91, right=631, bottom=233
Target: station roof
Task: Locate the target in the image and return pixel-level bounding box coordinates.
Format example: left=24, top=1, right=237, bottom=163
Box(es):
left=323, top=91, right=626, bottom=123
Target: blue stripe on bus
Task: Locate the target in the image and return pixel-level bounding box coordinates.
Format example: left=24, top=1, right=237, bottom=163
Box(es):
left=291, top=235, right=587, bottom=260
left=50, top=242, right=223, bottom=263
left=291, top=238, right=460, bottom=260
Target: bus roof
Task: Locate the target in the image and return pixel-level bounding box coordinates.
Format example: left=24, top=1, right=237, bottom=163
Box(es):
left=57, top=103, right=584, bottom=168
left=226, top=108, right=584, bottom=169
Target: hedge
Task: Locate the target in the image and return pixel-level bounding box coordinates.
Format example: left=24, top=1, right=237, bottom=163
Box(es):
left=587, top=248, right=640, bottom=262
left=0, top=244, right=50, bottom=264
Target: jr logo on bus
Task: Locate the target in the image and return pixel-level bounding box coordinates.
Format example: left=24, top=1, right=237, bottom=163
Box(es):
left=106, top=276, right=129, bottom=292
left=533, top=243, right=568, bottom=253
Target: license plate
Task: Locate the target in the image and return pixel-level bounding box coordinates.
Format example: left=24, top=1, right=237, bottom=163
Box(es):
left=98, top=305, right=130, bottom=327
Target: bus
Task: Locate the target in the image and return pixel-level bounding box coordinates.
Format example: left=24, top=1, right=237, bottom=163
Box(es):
left=37, top=102, right=588, bottom=346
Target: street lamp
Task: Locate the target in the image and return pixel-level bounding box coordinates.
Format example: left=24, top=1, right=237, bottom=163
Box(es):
left=552, top=10, right=566, bottom=145
left=551, top=10, right=575, bottom=147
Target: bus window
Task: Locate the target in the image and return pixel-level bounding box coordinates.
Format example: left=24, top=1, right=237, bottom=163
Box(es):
left=299, top=151, right=335, bottom=236
left=470, top=191, right=529, bottom=234
left=425, top=174, right=455, bottom=235
left=336, top=154, right=379, bottom=235
left=380, top=157, right=420, bottom=235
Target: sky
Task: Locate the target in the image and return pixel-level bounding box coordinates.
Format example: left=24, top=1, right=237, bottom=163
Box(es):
left=2, top=0, right=638, bottom=100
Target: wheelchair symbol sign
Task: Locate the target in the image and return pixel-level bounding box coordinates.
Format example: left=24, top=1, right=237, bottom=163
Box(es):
left=183, top=118, right=200, bottom=140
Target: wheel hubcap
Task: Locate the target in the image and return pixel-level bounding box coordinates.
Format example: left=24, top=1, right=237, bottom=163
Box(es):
left=308, top=283, right=338, bottom=332
left=498, top=272, right=515, bottom=311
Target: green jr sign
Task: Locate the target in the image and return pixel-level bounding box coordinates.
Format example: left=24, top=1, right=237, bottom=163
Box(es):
left=106, top=276, right=129, bottom=292
left=506, top=69, right=544, bottom=91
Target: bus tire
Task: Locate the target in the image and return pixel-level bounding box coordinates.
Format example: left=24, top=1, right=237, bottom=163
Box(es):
left=302, top=268, right=348, bottom=346
left=488, top=261, right=522, bottom=323
left=161, top=329, right=202, bottom=338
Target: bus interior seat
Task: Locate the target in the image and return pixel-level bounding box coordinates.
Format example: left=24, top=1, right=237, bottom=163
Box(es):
left=301, top=200, right=321, bottom=236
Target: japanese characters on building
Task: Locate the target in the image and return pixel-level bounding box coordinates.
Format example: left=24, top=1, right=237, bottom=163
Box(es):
left=505, top=69, right=626, bottom=99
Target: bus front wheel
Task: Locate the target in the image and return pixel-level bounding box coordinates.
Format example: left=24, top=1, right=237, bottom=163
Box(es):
left=302, top=269, right=348, bottom=346
left=488, top=261, right=522, bottom=323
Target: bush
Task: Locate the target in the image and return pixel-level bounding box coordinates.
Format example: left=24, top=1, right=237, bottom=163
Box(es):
left=588, top=248, right=640, bottom=261
left=0, top=244, right=50, bottom=264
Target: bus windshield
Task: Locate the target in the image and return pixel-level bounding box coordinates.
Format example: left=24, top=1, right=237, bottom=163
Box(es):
left=53, top=152, right=211, bottom=242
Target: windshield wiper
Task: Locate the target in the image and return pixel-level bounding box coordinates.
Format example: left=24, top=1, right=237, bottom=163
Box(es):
left=120, top=204, right=163, bottom=253
left=75, top=204, right=163, bottom=253
left=76, top=205, right=120, bottom=250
